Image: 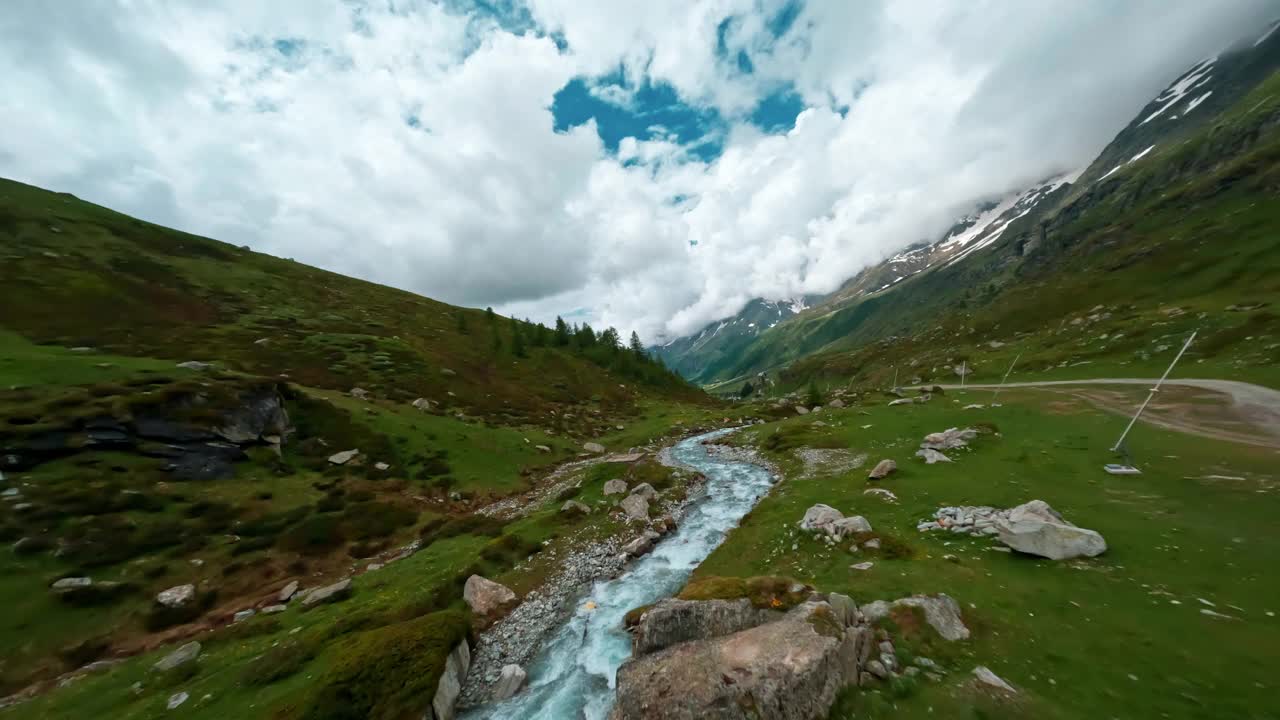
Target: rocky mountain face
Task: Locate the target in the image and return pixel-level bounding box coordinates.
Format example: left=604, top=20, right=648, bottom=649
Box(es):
left=652, top=297, right=816, bottom=384
left=657, top=23, right=1280, bottom=387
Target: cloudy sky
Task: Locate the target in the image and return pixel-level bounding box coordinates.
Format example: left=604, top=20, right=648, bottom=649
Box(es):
left=3, top=1, right=1274, bottom=341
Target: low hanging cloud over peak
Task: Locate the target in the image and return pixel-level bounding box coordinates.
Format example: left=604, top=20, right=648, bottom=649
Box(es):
left=3, top=0, right=1274, bottom=342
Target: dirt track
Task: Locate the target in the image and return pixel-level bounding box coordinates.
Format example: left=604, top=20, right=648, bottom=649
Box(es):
left=938, top=379, right=1280, bottom=449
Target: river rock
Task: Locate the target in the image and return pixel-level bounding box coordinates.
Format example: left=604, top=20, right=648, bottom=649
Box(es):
left=622, top=531, right=661, bottom=559
left=328, top=449, right=359, bottom=465
left=464, top=575, right=517, bottom=626
left=584, top=442, right=606, bottom=454
left=155, top=584, right=195, bottom=608
left=153, top=641, right=201, bottom=672
left=996, top=500, right=1107, bottom=560
left=491, top=664, right=527, bottom=701
left=603, top=479, right=628, bottom=496
left=799, top=504, right=844, bottom=532
left=431, top=640, right=471, bottom=720
left=629, top=483, right=657, bottom=501
left=868, top=459, right=896, bottom=480
left=611, top=601, right=863, bottom=720
left=300, top=578, right=351, bottom=608
left=631, top=598, right=781, bottom=656
left=620, top=494, right=650, bottom=521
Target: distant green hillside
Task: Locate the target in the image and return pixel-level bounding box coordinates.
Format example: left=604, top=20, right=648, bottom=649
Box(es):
left=0, top=176, right=701, bottom=424
left=692, top=56, right=1280, bottom=394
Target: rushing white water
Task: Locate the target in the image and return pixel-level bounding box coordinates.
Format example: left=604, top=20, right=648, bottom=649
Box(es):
left=461, top=429, right=776, bottom=720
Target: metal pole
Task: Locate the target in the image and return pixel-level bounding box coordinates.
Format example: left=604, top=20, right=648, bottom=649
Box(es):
left=1110, top=331, right=1197, bottom=452
left=992, top=352, right=1022, bottom=404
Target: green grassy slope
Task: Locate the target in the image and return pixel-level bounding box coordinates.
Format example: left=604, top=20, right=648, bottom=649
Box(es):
left=0, top=177, right=721, bottom=713
left=698, top=390, right=1280, bottom=720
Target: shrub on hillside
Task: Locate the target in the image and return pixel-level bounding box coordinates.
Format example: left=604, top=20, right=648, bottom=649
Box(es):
left=279, top=514, right=345, bottom=555
left=342, top=501, right=417, bottom=540
left=299, top=611, right=470, bottom=720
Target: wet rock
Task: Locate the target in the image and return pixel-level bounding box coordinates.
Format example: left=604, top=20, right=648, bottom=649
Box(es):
left=868, top=459, right=897, bottom=480
left=621, top=531, right=661, bottom=559
left=153, top=642, right=200, bottom=672
left=491, top=664, right=527, bottom=701
left=464, top=576, right=517, bottom=627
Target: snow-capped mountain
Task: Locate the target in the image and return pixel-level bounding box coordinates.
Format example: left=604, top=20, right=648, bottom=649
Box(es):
left=653, top=296, right=818, bottom=380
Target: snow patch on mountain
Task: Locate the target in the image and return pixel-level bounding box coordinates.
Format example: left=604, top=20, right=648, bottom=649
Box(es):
left=1141, top=57, right=1215, bottom=125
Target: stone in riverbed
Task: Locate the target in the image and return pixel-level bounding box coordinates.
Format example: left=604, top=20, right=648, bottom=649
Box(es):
left=622, top=531, right=661, bottom=559
left=491, top=664, right=527, bottom=701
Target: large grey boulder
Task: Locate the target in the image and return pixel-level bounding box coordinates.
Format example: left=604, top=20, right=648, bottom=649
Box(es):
left=622, top=531, right=661, bottom=559
left=153, top=642, right=201, bottom=672
left=828, top=516, right=872, bottom=539
left=156, top=584, right=195, bottom=608
left=629, top=483, right=657, bottom=501
left=463, top=575, right=517, bottom=626
left=430, top=640, right=471, bottom=720
left=631, top=598, right=781, bottom=656
left=798, top=504, right=843, bottom=532
left=861, top=594, right=969, bottom=642
left=996, top=500, right=1106, bottom=560
left=603, top=479, right=628, bottom=496
left=215, top=387, right=289, bottom=444
left=620, top=494, right=650, bottom=521
left=611, top=601, right=866, bottom=720
left=491, top=664, right=527, bottom=701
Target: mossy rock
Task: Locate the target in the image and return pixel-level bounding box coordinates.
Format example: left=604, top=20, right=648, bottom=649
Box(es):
left=677, top=575, right=811, bottom=611
left=299, top=610, right=470, bottom=720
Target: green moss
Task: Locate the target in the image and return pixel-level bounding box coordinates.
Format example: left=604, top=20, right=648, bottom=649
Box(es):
left=677, top=576, right=810, bottom=610
left=300, top=610, right=471, bottom=720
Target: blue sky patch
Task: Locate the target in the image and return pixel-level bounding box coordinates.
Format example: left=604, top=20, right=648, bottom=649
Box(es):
left=552, top=77, right=727, bottom=162
left=751, top=86, right=805, bottom=132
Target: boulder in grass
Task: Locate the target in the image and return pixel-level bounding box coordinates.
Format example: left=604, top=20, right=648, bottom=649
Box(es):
left=828, top=516, right=872, bottom=540
left=629, top=483, right=657, bottom=501
left=996, top=500, right=1107, bottom=560
left=328, top=449, right=359, bottom=465
left=868, top=459, right=896, bottom=480
left=798, top=504, right=844, bottom=532
left=584, top=442, right=606, bottom=454
left=972, top=665, right=1017, bottom=694
left=463, top=575, right=517, bottom=626
left=153, top=642, right=201, bottom=673
left=156, top=584, right=195, bottom=608
left=561, top=500, right=591, bottom=516
left=603, top=479, right=628, bottom=496
left=915, top=448, right=950, bottom=464
left=300, top=579, right=352, bottom=608
left=620, top=494, right=650, bottom=521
